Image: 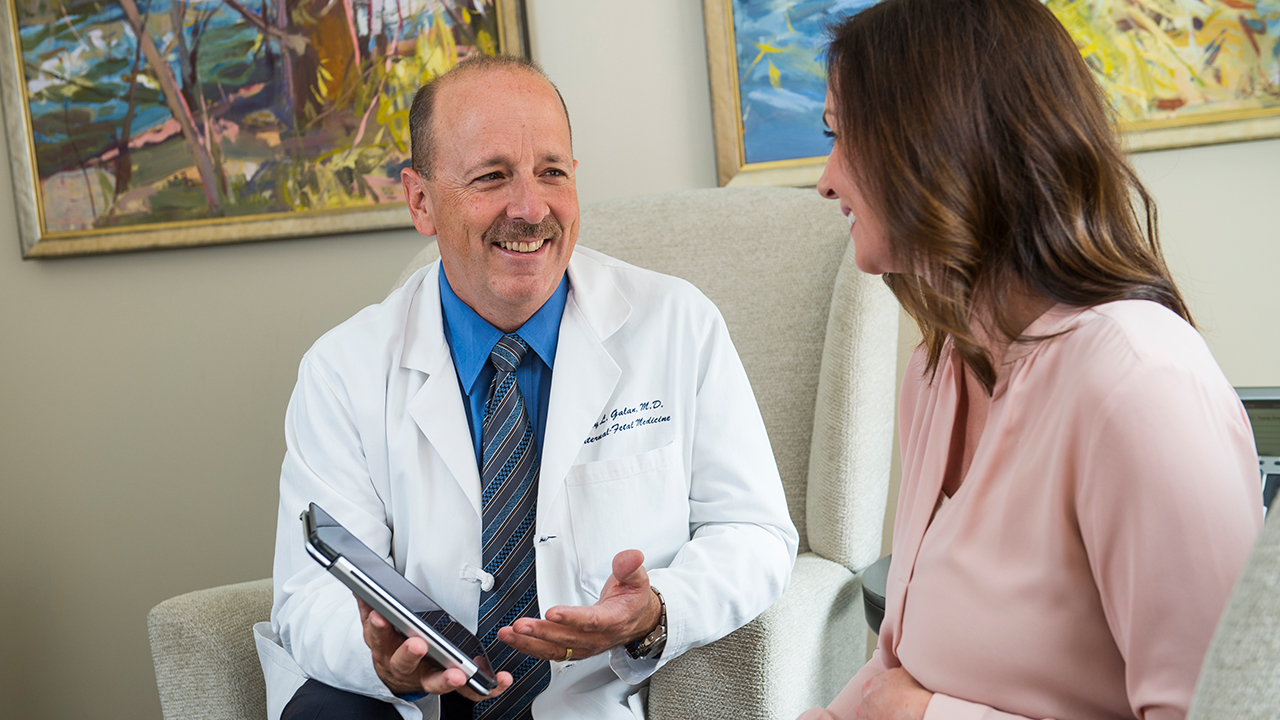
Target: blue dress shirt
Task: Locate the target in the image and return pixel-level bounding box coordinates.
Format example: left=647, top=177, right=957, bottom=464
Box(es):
left=439, top=266, right=568, bottom=466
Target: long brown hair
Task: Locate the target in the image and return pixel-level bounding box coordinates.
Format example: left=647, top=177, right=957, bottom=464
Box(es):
left=826, top=0, right=1191, bottom=393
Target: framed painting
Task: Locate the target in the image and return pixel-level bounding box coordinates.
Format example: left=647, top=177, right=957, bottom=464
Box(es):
left=1051, top=0, right=1280, bottom=152
left=703, top=0, right=867, bottom=187
left=1, top=0, right=528, bottom=258
left=703, top=0, right=1280, bottom=188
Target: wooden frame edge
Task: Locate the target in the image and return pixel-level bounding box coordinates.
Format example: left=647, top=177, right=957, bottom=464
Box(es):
left=496, top=0, right=529, bottom=59
left=725, top=159, right=826, bottom=188
left=1123, top=114, right=1280, bottom=153
left=702, top=0, right=745, bottom=187
left=24, top=206, right=413, bottom=257
left=1, top=0, right=42, bottom=257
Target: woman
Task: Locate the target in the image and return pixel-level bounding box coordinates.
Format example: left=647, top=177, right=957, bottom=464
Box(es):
left=804, top=0, right=1262, bottom=718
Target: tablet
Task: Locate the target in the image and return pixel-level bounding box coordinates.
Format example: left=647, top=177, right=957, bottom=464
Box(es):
left=301, top=502, right=498, bottom=696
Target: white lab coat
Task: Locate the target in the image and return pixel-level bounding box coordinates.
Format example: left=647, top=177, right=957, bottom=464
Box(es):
left=254, top=247, right=799, bottom=720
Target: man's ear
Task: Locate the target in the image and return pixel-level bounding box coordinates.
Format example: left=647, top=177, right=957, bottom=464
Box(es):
left=401, top=167, right=437, bottom=237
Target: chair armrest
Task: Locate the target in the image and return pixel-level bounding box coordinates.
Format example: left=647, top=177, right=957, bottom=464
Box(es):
left=648, top=553, right=867, bottom=720
left=1188, top=514, right=1280, bottom=720
left=147, top=578, right=273, bottom=720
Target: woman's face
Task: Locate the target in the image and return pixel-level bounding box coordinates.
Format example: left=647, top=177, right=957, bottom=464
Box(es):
left=817, top=90, right=896, bottom=275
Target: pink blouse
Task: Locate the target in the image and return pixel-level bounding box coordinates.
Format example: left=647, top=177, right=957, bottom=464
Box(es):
left=801, top=301, right=1261, bottom=720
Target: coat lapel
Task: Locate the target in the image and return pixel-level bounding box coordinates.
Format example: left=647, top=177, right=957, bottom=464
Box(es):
left=538, top=251, right=629, bottom=507
left=398, top=251, right=632, bottom=520
left=401, top=263, right=483, bottom=517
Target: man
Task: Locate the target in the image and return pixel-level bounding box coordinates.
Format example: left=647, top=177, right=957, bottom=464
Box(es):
left=254, top=55, right=798, bottom=720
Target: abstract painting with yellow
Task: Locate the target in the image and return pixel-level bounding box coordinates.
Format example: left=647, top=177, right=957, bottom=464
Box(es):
left=1046, top=0, right=1280, bottom=129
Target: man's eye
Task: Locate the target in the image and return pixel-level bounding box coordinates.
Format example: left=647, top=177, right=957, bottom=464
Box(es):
left=543, top=168, right=567, bottom=177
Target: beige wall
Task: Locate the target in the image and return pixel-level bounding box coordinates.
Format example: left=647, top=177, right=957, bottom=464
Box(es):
left=0, top=2, right=1275, bottom=719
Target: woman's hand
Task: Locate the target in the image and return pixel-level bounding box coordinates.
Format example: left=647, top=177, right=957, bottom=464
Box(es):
left=856, top=668, right=932, bottom=720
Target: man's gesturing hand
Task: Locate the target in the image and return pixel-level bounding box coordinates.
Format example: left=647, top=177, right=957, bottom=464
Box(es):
left=498, top=549, right=662, bottom=661
left=356, top=597, right=513, bottom=701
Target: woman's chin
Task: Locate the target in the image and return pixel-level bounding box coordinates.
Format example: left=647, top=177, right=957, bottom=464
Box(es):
left=852, top=252, right=893, bottom=276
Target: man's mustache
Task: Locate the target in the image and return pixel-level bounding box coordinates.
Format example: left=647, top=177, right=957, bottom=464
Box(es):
left=483, top=216, right=563, bottom=245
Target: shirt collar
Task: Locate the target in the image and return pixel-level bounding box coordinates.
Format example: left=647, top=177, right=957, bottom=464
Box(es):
left=439, top=266, right=569, bottom=392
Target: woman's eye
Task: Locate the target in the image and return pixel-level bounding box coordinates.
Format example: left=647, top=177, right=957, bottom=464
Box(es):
left=823, top=129, right=836, bottom=139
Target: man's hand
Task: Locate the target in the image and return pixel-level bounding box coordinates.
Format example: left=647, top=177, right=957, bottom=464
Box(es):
left=499, top=549, right=661, bottom=661
left=856, top=667, right=931, bottom=720
left=356, top=597, right=513, bottom=701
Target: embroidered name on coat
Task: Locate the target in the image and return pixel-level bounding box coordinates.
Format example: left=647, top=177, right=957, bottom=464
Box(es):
left=583, top=400, right=670, bottom=444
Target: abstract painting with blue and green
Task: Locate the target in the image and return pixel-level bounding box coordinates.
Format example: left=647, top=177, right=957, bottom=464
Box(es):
left=731, top=0, right=1278, bottom=169
left=731, top=0, right=876, bottom=165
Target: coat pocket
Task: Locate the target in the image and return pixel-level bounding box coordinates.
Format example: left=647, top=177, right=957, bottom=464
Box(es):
left=565, top=442, right=689, bottom=597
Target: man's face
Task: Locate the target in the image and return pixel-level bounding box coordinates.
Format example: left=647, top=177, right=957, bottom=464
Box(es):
left=402, top=68, right=579, bottom=332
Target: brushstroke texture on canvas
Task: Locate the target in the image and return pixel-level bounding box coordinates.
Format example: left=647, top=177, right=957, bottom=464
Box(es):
left=17, top=0, right=502, bottom=235
left=731, top=0, right=874, bottom=165
left=1046, top=0, right=1280, bottom=125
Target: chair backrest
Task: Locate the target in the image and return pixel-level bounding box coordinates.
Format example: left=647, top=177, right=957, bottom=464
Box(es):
left=395, top=187, right=898, bottom=569
left=148, top=578, right=272, bottom=720
left=1187, top=514, right=1280, bottom=719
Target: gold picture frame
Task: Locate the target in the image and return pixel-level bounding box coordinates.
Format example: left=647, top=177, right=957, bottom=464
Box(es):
left=703, top=0, right=1280, bottom=189
left=2, top=0, right=528, bottom=258
left=702, top=0, right=829, bottom=188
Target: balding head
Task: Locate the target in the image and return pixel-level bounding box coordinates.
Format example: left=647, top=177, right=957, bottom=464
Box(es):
left=398, top=57, right=579, bottom=333
left=408, top=55, right=572, bottom=179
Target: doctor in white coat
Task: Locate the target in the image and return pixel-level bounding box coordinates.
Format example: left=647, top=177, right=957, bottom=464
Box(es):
left=254, top=55, right=798, bottom=720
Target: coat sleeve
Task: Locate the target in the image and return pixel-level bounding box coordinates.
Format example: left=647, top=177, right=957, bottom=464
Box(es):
left=609, top=306, right=800, bottom=683
left=269, top=353, right=402, bottom=704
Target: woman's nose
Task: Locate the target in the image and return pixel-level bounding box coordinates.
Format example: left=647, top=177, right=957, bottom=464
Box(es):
left=817, top=160, right=838, bottom=199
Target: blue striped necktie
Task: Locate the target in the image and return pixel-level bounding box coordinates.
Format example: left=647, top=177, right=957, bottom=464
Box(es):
left=474, top=334, right=549, bottom=720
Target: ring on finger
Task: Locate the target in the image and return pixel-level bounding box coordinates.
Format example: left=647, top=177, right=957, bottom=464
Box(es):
left=559, top=647, right=573, bottom=662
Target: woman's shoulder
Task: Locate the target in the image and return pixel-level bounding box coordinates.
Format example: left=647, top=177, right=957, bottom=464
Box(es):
left=1032, top=300, right=1237, bottom=427
left=1044, top=299, right=1213, bottom=379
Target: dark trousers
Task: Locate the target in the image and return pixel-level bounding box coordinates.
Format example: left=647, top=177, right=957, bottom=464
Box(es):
left=283, top=679, right=475, bottom=720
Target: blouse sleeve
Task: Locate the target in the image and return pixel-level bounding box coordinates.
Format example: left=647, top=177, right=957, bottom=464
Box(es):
left=1071, top=358, right=1260, bottom=720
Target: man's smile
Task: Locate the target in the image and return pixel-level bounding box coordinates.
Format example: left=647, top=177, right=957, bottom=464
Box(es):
left=485, top=215, right=562, bottom=257
left=496, top=238, right=546, bottom=253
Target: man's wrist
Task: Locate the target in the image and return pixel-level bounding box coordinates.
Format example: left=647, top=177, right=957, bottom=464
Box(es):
left=625, top=587, right=667, bottom=659
left=637, top=587, right=662, bottom=637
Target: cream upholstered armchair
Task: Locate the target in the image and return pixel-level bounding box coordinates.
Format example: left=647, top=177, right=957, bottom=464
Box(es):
left=147, top=186, right=901, bottom=720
